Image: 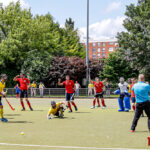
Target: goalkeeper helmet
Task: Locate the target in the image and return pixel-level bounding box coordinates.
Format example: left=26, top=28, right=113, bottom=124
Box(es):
left=1, top=74, right=7, bottom=80
left=51, top=101, right=56, bottom=108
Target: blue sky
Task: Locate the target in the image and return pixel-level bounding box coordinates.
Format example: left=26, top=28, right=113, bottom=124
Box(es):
left=0, top=0, right=138, bottom=40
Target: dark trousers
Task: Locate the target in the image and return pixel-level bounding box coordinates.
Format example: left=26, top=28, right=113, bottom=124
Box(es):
left=131, top=101, right=150, bottom=131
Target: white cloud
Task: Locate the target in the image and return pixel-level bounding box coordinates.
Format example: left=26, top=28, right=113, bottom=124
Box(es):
left=104, top=1, right=121, bottom=13
left=0, top=0, right=29, bottom=8
left=79, top=16, right=126, bottom=42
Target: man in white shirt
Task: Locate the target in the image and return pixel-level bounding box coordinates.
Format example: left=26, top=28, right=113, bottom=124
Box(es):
left=75, top=81, right=80, bottom=97
left=117, top=77, right=131, bottom=112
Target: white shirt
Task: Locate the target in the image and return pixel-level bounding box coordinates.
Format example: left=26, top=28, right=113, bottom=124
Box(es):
left=75, top=83, right=80, bottom=90
left=118, top=82, right=128, bottom=93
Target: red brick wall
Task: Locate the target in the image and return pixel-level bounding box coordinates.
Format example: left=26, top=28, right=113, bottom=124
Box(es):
left=83, top=41, right=118, bottom=59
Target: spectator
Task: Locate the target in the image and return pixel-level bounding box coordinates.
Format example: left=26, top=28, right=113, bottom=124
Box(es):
left=88, top=82, right=93, bottom=96
left=39, top=82, right=45, bottom=98
left=105, top=82, right=111, bottom=97
left=75, top=81, right=80, bottom=97
left=31, top=81, right=37, bottom=97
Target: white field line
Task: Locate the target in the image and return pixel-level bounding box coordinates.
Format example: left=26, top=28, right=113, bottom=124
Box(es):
left=0, top=143, right=148, bottom=150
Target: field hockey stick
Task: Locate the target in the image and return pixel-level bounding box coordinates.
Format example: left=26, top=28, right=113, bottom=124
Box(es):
left=70, top=93, right=75, bottom=101
left=4, top=97, right=15, bottom=111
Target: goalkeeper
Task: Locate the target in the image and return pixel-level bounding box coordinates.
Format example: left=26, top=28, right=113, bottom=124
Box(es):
left=47, top=101, right=66, bottom=119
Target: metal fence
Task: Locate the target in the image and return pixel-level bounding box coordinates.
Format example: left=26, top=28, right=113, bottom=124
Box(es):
left=4, top=88, right=117, bottom=98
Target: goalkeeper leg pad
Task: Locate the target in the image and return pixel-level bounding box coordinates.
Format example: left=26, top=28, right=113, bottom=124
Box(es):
left=118, top=98, right=124, bottom=112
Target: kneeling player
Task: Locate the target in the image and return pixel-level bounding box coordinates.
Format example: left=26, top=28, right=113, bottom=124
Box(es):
left=47, top=101, right=66, bottom=119
left=0, top=74, right=8, bottom=122
left=90, top=77, right=106, bottom=109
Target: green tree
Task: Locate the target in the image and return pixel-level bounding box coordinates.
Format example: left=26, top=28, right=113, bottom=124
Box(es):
left=99, top=52, right=138, bottom=84
left=21, top=49, right=52, bottom=83
left=117, top=0, right=150, bottom=80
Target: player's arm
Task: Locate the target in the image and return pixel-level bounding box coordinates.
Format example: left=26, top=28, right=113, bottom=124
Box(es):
left=13, top=75, right=20, bottom=81
left=102, top=78, right=108, bottom=83
left=58, top=78, right=63, bottom=86
left=47, top=109, right=52, bottom=119
left=89, top=76, right=93, bottom=84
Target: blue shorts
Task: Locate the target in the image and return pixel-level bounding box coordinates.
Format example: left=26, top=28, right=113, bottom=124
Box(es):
left=132, top=97, right=136, bottom=103
left=0, top=97, right=2, bottom=106
left=66, top=93, right=74, bottom=101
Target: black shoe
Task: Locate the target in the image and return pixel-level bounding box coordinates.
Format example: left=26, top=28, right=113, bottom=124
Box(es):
left=68, top=110, right=73, bottom=113
left=75, top=107, right=78, bottom=111
left=97, top=105, right=101, bottom=107
left=21, top=108, right=25, bottom=111
left=30, top=107, right=33, bottom=111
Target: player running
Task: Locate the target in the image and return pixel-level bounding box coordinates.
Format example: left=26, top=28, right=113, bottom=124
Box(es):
left=90, top=77, right=107, bottom=109
left=47, top=101, right=66, bottom=119
left=0, top=74, right=8, bottom=122
left=58, top=75, right=77, bottom=112
left=13, top=73, right=33, bottom=111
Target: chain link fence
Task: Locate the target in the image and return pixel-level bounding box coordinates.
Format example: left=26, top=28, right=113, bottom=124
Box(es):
left=4, top=88, right=117, bottom=98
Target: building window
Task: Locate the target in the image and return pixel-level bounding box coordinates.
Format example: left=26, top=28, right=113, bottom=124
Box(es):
left=102, top=48, right=105, bottom=51
left=109, top=42, right=114, bottom=45
left=102, top=53, right=105, bottom=58
left=97, top=53, right=100, bottom=57
left=115, top=42, right=119, bottom=46
left=109, top=47, right=114, bottom=51
left=92, top=54, right=96, bottom=58
left=97, top=48, right=100, bottom=52
left=92, top=43, right=96, bottom=47
left=92, top=48, right=96, bottom=53
left=97, top=42, right=100, bottom=47
left=102, top=42, right=105, bottom=47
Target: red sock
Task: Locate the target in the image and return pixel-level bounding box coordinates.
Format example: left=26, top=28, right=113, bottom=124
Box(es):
left=93, top=99, right=96, bottom=107
left=97, top=98, right=100, bottom=106
left=71, top=101, right=77, bottom=108
left=21, top=101, right=25, bottom=109
left=26, top=100, right=32, bottom=109
left=101, top=98, right=106, bottom=107
left=132, top=105, right=135, bottom=111
left=68, top=102, right=72, bottom=111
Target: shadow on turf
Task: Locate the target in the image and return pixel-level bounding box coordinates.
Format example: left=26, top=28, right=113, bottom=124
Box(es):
left=5, top=114, right=21, bottom=116
left=75, top=112, right=91, bottom=113
left=54, top=117, right=75, bottom=120
left=7, top=121, right=33, bottom=124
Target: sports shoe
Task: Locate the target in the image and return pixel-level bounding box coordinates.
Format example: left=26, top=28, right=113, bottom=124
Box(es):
left=102, top=106, right=106, bottom=109
left=75, top=107, right=78, bottom=111
left=91, top=106, right=95, bottom=109
left=1, top=118, right=8, bottom=122
left=97, top=105, right=101, bottom=107
left=21, top=108, right=25, bottom=111
left=130, top=130, right=134, bottom=133
left=30, top=107, right=33, bottom=111
left=68, top=110, right=73, bottom=113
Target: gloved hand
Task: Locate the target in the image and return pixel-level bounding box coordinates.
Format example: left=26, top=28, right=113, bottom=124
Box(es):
left=47, top=116, right=53, bottom=120
left=2, top=91, right=7, bottom=97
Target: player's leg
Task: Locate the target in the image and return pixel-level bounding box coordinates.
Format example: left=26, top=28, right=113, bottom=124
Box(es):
left=100, top=93, right=106, bottom=108
left=91, top=95, right=97, bottom=109
left=0, top=97, right=8, bottom=122
left=20, top=90, right=25, bottom=111
left=132, top=97, right=136, bottom=111
left=118, top=94, right=124, bottom=112
left=70, top=93, right=78, bottom=111
left=143, top=102, right=150, bottom=130
left=25, top=90, right=33, bottom=111
left=97, top=98, right=100, bottom=107
left=131, top=103, right=143, bottom=131
left=66, top=93, right=72, bottom=112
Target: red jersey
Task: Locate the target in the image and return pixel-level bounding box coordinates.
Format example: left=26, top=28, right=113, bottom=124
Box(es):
left=131, top=84, right=135, bottom=98
left=93, top=81, right=104, bottom=93
left=16, top=78, right=30, bottom=90
left=63, top=80, right=74, bottom=94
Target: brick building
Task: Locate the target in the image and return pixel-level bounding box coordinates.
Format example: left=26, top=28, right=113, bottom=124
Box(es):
left=83, top=38, right=118, bottom=59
